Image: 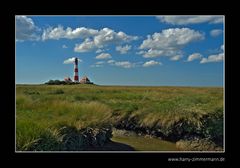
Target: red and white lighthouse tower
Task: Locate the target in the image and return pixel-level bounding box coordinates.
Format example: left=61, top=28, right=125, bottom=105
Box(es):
left=74, top=57, right=79, bottom=82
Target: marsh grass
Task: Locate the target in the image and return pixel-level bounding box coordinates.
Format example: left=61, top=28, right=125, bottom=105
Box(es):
left=16, top=84, right=223, bottom=150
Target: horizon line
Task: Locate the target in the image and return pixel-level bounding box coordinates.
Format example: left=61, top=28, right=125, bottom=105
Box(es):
left=15, top=83, right=223, bottom=88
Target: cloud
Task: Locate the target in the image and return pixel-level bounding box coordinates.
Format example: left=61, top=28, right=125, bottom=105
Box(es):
left=136, top=50, right=145, bottom=55
left=107, top=60, right=115, bottom=64
left=16, top=16, right=40, bottom=41
left=42, top=26, right=138, bottom=53
left=138, top=28, right=204, bottom=60
left=116, top=45, right=132, bottom=54
left=62, top=44, right=68, bottom=48
left=42, top=26, right=98, bottom=40
left=95, top=61, right=105, bottom=65
left=200, top=53, right=224, bottom=63
left=74, top=27, right=138, bottom=53
left=42, top=26, right=65, bottom=40
left=107, top=60, right=143, bottom=68
left=63, top=57, right=82, bottom=64
left=96, top=49, right=104, bottom=53
left=95, top=53, right=112, bottom=59
left=221, top=44, right=224, bottom=51
left=210, top=29, right=223, bottom=37
left=139, top=28, right=204, bottom=50
left=114, top=61, right=135, bottom=68
left=91, top=61, right=105, bottom=68
left=200, top=45, right=224, bottom=63
left=74, top=38, right=96, bottom=52
left=156, top=16, right=223, bottom=25
left=93, top=28, right=138, bottom=47
left=170, top=55, right=183, bottom=61
left=143, top=60, right=162, bottom=67
left=187, top=53, right=203, bottom=62
left=137, top=49, right=178, bottom=58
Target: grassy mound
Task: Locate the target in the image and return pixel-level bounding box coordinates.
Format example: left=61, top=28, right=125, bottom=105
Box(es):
left=17, top=122, right=112, bottom=151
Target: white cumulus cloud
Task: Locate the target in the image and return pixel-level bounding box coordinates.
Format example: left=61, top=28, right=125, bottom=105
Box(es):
left=16, top=16, right=40, bottom=41
left=42, top=26, right=98, bottom=40
left=138, top=28, right=204, bottom=60
left=116, top=45, right=132, bottom=54
left=143, top=60, right=162, bottom=67
left=63, top=57, right=82, bottom=64
left=156, top=16, right=223, bottom=25
left=200, top=53, right=224, bottom=64
left=170, top=55, right=183, bottom=61
left=95, top=53, right=112, bottom=59
left=41, top=26, right=139, bottom=53
left=210, top=29, right=223, bottom=37
left=200, top=45, right=224, bottom=64
left=93, top=28, right=138, bottom=48
left=74, top=38, right=96, bottom=53
left=74, top=27, right=138, bottom=53
left=42, top=26, right=65, bottom=40
left=187, top=53, right=203, bottom=62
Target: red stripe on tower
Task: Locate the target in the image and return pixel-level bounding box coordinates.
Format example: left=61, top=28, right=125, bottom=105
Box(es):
left=74, top=76, right=79, bottom=81
left=73, top=57, right=79, bottom=82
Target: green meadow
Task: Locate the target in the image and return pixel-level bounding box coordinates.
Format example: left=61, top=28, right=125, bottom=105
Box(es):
left=16, top=84, right=223, bottom=151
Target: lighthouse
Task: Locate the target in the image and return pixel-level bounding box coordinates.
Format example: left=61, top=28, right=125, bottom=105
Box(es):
left=74, top=57, right=79, bottom=82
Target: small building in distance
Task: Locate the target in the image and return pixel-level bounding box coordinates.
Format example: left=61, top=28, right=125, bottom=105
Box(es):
left=80, top=76, right=93, bottom=84
left=64, top=77, right=72, bottom=83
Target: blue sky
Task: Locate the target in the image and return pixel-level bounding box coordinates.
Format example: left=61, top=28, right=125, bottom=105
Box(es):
left=16, top=15, right=224, bottom=86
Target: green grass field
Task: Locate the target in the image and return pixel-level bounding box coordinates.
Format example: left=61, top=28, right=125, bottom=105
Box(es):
left=16, top=84, right=223, bottom=151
